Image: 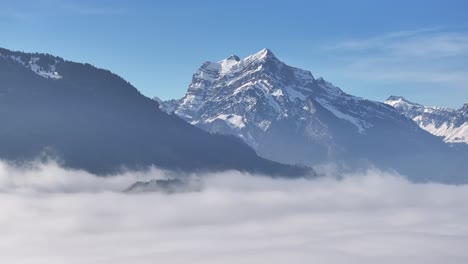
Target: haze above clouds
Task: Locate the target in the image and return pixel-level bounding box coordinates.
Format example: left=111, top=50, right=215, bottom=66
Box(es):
left=1, top=160, right=467, bottom=264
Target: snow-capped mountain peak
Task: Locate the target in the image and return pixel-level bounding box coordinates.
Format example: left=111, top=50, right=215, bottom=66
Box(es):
left=226, top=54, right=241, bottom=61
left=244, top=48, right=277, bottom=62
left=155, top=49, right=467, bottom=182
left=385, top=96, right=468, bottom=144
left=385, top=96, right=420, bottom=108
left=159, top=49, right=418, bottom=151
left=218, top=55, right=241, bottom=75
left=463, top=103, right=468, bottom=112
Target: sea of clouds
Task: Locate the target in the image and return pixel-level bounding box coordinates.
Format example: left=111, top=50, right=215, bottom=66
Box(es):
left=0, top=160, right=467, bottom=264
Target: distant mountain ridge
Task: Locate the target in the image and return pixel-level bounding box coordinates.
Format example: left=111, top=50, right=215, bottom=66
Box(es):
left=385, top=96, right=468, bottom=144
left=0, top=47, right=308, bottom=177
left=158, top=48, right=467, bottom=183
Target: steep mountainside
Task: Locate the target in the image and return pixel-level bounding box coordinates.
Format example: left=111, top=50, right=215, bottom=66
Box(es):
left=159, top=49, right=467, bottom=183
left=385, top=96, right=468, bottom=144
left=0, top=47, right=307, bottom=177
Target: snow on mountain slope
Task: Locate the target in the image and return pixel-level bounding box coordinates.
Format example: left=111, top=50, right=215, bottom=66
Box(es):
left=153, top=97, right=179, bottom=113
left=155, top=49, right=468, bottom=182
left=159, top=48, right=412, bottom=148
left=0, top=48, right=63, bottom=80
left=385, top=96, right=468, bottom=144
left=156, top=48, right=468, bottom=183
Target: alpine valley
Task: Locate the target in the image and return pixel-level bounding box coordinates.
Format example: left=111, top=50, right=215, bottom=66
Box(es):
left=157, top=49, right=468, bottom=183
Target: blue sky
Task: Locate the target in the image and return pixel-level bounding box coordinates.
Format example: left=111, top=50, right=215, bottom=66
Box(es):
left=1, top=0, right=467, bottom=108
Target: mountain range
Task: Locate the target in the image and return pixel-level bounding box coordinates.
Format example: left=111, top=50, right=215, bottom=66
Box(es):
left=157, top=49, right=467, bottom=183
left=385, top=96, right=468, bottom=144
left=0, top=47, right=307, bottom=177
left=1, top=46, right=466, bottom=183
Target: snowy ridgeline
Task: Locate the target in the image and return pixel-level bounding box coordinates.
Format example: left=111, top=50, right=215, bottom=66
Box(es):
left=385, top=96, right=468, bottom=144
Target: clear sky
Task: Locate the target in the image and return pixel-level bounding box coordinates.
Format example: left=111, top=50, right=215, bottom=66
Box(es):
left=1, top=0, right=467, bottom=108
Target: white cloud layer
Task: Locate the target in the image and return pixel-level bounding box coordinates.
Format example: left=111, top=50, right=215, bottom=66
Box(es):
left=0, top=161, right=467, bottom=264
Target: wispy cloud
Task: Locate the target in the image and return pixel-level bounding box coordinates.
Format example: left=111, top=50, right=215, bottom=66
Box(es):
left=322, top=27, right=468, bottom=106
left=328, top=27, right=468, bottom=57
left=341, top=56, right=468, bottom=85
left=328, top=27, right=442, bottom=51
left=387, top=32, right=468, bottom=57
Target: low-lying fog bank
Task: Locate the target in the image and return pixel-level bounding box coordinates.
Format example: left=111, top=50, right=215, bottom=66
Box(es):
left=0, top=160, right=467, bottom=264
